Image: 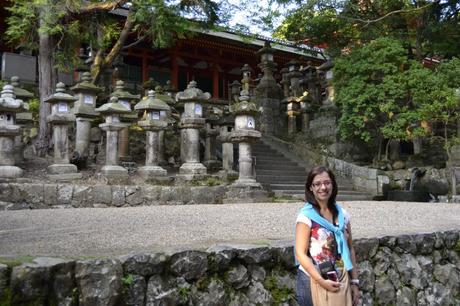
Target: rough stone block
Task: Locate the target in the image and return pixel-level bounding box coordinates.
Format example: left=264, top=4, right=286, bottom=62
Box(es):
left=125, top=186, right=144, bottom=206
left=146, top=274, right=182, bottom=305
left=170, top=251, right=208, bottom=281
left=91, top=185, right=112, bottom=205
left=111, top=186, right=125, bottom=207
left=160, top=186, right=190, bottom=205
left=0, top=183, right=22, bottom=203
left=124, top=275, right=146, bottom=306
left=120, top=253, right=167, bottom=277
left=72, top=185, right=91, bottom=208
left=226, top=264, right=250, bottom=289
left=57, top=184, right=74, bottom=205
left=44, top=184, right=58, bottom=206
left=142, top=186, right=161, bottom=205
left=75, top=259, right=123, bottom=306
left=0, top=264, right=8, bottom=301
left=245, top=280, right=273, bottom=305
left=19, top=183, right=44, bottom=205
left=238, top=246, right=273, bottom=265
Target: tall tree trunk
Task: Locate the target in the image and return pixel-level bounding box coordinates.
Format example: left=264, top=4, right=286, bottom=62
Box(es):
left=36, top=11, right=57, bottom=156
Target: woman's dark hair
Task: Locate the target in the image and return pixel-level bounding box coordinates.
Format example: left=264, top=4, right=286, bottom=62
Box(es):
left=305, top=166, right=338, bottom=218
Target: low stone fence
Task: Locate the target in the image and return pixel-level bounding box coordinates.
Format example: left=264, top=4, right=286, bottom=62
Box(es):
left=326, top=157, right=389, bottom=197
left=0, top=183, right=229, bottom=209
left=1, top=231, right=458, bottom=306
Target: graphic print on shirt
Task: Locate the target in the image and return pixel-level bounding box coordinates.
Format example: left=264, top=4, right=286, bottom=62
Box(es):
left=309, top=220, right=339, bottom=265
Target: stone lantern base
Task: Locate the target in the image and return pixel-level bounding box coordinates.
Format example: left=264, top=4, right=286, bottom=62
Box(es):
left=138, top=166, right=167, bottom=180
left=231, top=178, right=262, bottom=188
left=47, top=164, right=82, bottom=180
left=177, top=162, right=207, bottom=181
left=203, top=159, right=221, bottom=171
left=101, top=165, right=128, bottom=179
left=0, top=165, right=23, bottom=178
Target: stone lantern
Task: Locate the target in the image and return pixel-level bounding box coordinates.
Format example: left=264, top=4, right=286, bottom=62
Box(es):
left=110, top=80, right=140, bottom=162
left=175, top=80, right=210, bottom=180
left=280, top=67, right=290, bottom=98
left=255, top=41, right=281, bottom=135
left=95, top=96, right=131, bottom=179
left=44, top=82, right=82, bottom=179
left=134, top=90, right=171, bottom=179
left=317, top=60, right=335, bottom=108
left=241, top=64, right=253, bottom=94
left=301, top=61, right=319, bottom=104
left=298, top=91, right=312, bottom=133
left=217, top=106, right=237, bottom=179
left=10, top=76, right=33, bottom=164
left=0, top=85, right=26, bottom=178
left=230, top=89, right=262, bottom=187
left=70, top=72, right=103, bottom=165
left=203, top=106, right=221, bottom=171
left=284, top=60, right=302, bottom=136
left=229, top=80, right=241, bottom=104
left=155, top=85, right=176, bottom=165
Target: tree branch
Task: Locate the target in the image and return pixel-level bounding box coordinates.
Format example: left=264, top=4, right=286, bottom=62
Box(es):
left=337, top=3, right=434, bottom=26
left=77, top=0, right=129, bottom=14
left=104, top=11, right=135, bottom=67
left=122, top=35, right=147, bottom=50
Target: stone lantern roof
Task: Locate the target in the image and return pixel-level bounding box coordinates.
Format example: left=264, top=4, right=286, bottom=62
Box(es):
left=0, top=85, right=26, bottom=113
left=134, top=90, right=171, bottom=112
left=95, top=96, right=131, bottom=115
left=44, top=83, right=77, bottom=105
left=230, top=90, right=258, bottom=116
left=10, top=76, right=33, bottom=100
left=154, top=86, right=175, bottom=106
left=256, top=41, right=275, bottom=56
left=111, top=80, right=140, bottom=101
left=175, top=81, right=211, bottom=103
left=70, top=72, right=103, bottom=94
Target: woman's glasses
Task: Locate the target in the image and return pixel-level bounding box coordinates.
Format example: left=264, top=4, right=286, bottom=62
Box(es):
left=311, top=180, right=332, bottom=189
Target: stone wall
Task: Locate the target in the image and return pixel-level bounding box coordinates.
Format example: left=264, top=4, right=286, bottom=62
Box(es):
left=0, top=183, right=228, bottom=209
left=1, top=231, right=458, bottom=306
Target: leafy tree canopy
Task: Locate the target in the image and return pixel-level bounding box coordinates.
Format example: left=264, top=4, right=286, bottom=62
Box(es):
left=272, top=0, right=460, bottom=59
left=334, top=37, right=460, bottom=157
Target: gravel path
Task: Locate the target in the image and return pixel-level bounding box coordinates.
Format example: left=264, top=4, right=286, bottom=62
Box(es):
left=1, top=201, right=459, bottom=258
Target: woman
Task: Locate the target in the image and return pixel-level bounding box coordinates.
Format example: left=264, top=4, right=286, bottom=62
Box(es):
left=295, top=166, right=360, bottom=306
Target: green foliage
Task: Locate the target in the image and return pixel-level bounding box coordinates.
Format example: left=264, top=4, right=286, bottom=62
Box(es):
left=28, top=97, right=40, bottom=123
left=121, top=274, right=135, bottom=286
left=263, top=274, right=295, bottom=305
left=177, top=285, right=191, bottom=300
left=0, top=287, right=12, bottom=306
left=454, top=239, right=460, bottom=253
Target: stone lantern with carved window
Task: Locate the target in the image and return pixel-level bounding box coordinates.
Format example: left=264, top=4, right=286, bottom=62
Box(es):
left=44, top=82, right=82, bottom=180
left=0, top=85, right=27, bottom=178
left=96, top=96, right=131, bottom=179
left=110, top=80, right=140, bottom=162
left=175, top=80, right=210, bottom=180
left=71, top=72, right=103, bottom=165
left=134, top=90, right=171, bottom=179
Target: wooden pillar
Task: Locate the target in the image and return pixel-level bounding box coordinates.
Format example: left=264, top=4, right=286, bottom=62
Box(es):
left=213, top=64, right=219, bottom=99
left=142, top=50, right=148, bottom=82
left=171, top=47, right=179, bottom=88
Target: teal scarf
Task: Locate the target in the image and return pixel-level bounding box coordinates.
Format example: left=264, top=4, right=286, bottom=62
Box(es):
left=299, top=202, right=353, bottom=271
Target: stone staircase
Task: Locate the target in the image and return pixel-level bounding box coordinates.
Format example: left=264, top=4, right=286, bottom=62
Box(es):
left=252, top=140, right=373, bottom=201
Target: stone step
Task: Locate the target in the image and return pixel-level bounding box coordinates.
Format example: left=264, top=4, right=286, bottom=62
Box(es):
left=256, top=175, right=307, bottom=183
left=276, top=191, right=372, bottom=201
left=269, top=183, right=357, bottom=192
left=255, top=164, right=303, bottom=171
left=254, top=158, right=295, bottom=164
left=256, top=169, right=306, bottom=176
